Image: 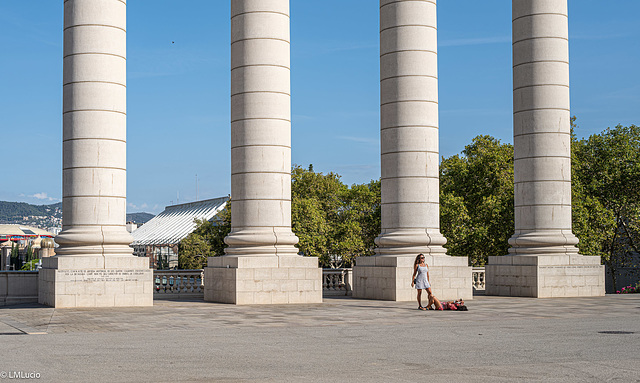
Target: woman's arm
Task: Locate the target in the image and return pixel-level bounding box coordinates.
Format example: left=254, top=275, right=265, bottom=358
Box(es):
left=426, top=264, right=430, bottom=284
left=411, top=264, right=418, bottom=286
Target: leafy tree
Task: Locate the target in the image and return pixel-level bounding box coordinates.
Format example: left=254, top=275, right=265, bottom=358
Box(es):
left=440, top=135, right=514, bottom=266
left=572, top=122, right=640, bottom=291
left=178, top=201, right=231, bottom=269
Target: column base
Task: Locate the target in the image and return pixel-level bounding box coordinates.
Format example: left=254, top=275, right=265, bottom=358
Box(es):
left=352, top=255, right=472, bottom=301
left=204, top=256, right=323, bottom=305
left=38, top=256, right=153, bottom=308
left=485, top=254, right=605, bottom=297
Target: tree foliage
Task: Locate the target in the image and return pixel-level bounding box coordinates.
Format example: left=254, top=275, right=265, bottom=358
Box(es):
left=572, top=122, right=640, bottom=290
left=178, top=201, right=231, bottom=269
left=291, top=165, right=380, bottom=267
left=440, top=135, right=514, bottom=266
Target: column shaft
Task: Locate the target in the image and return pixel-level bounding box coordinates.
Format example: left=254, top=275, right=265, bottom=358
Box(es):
left=56, top=0, right=132, bottom=257
left=225, top=0, right=299, bottom=256
left=509, top=0, right=578, bottom=255
left=376, top=0, right=446, bottom=256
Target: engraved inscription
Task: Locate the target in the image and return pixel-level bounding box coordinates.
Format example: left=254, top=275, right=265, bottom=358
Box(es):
left=59, top=269, right=151, bottom=282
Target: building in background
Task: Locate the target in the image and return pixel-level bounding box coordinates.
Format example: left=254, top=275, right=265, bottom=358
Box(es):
left=0, top=225, right=56, bottom=270
left=130, top=197, right=228, bottom=269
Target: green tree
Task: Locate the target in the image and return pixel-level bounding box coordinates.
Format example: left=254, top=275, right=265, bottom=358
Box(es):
left=440, top=135, right=514, bottom=266
left=178, top=201, right=231, bottom=269
left=572, top=122, right=640, bottom=291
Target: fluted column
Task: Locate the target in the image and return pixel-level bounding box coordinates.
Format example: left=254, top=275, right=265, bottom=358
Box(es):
left=509, top=0, right=578, bottom=255
left=225, top=0, right=299, bottom=257
left=375, top=0, right=446, bottom=257
left=56, top=0, right=132, bottom=257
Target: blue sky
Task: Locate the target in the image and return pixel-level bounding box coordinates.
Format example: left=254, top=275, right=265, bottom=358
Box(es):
left=1, top=1, right=638, bottom=214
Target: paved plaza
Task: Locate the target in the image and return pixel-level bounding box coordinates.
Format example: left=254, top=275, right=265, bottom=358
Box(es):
left=1, top=294, right=639, bottom=382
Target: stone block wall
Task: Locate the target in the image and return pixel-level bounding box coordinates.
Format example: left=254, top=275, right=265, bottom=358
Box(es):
left=204, top=256, right=323, bottom=305
left=486, top=255, right=605, bottom=297
left=353, top=255, right=472, bottom=301
left=0, top=271, right=39, bottom=306
left=38, top=256, right=153, bottom=308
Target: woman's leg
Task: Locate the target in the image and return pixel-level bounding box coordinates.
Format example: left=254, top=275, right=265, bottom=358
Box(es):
left=417, top=289, right=423, bottom=308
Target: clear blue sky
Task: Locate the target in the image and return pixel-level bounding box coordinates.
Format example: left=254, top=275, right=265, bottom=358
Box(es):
left=1, top=1, right=638, bottom=214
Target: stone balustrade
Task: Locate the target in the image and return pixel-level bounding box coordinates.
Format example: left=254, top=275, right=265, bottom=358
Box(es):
left=472, top=267, right=485, bottom=291
left=154, top=270, right=204, bottom=298
left=323, top=268, right=352, bottom=296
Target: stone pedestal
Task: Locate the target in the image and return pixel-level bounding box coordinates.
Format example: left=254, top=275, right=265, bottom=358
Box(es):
left=38, top=256, right=153, bottom=308
left=486, top=255, right=604, bottom=298
left=353, top=255, right=472, bottom=301
left=205, top=256, right=322, bottom=305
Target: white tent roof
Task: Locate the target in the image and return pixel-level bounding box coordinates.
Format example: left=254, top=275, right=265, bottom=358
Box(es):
left=131, top=197, right=228, bottom=246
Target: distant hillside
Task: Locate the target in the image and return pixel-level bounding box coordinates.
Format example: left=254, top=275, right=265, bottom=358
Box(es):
left=126, top=212, right=155, bottom=224
left=0, top=201, right=154, bottom=227
left=0, top=201, right=62, bottom=224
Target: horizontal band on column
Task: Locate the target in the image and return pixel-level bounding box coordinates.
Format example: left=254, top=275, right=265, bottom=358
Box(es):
left=513, top=84, right=569, bottom=91
left=64, top=52, right=126, bottom=60
left=231, top=117, right=290, bottom=123
left=381, top=201, right=439, bottom=205
left=231, top=11, right=289, bottom=19
left=231, top=144, right=291, bottom=149
left=231, top=38, right=289, bottom=45
left=64, top=24, right=126, bottom=33
left=63, top=81, right=126, bottom=88
left=230, top=225, right=292, bottom=229
left=231, top=64, right=290, bottom=71
left=64, top=0, right=126, bottom=4
left=380, top=25, right=437, bottom=34
left=382, top=176, right=439, bottom=180
left=512, top=13, right=568, bottom=23
left=514, top=107, right=570, bottom=114
left=232, top=198, right=292, bottom=202
left=231, top=91, right=291, bottom=97
left=513, top=60, right=569, bottom=68
left=515, top=155, right=570, bottom=160
left=513, top=36, right=568, bottom=45
left=63, top=137, right=127, bottom=143
left=514, top=131, right=570, bottom=138
left=64, top=166, right=126, bottom=171
left=380, top=0, right=436, bottom=9
left=381, top=100, right=438, bottom=107
left=62, top=224, right=127, bottom=228
left=231, top=171, right=290, bottom=176
left=381, top=74, right=438, bottom=82
left=515, top=203, right=571, bottom=208
left=63, top=109, right=126, bottom=115
left=381, top=226, right=439, bottom=231
left=381, top=150, right=439, bottom=155
left=380, top=49, right=436, bottom=58
left=514, top=180, right=571, bottom=184
left=381, top=125, right=439, bottom=131
left=62, top=195, right=126, bottom=199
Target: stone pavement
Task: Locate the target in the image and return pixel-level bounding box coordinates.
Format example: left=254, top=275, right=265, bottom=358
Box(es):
left=0, top=295, right=639, bottom=382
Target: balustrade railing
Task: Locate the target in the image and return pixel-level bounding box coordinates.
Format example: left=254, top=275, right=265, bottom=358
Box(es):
left=472, top=267, right=485, bottom=291
left=323, top=268, right=352, bottom=296
left=154, top=270, right=204, bottom=298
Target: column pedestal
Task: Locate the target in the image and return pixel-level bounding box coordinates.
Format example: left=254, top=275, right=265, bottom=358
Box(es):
left=353, top=255, right=472, bottom=301
left=38, top=256, right=153, bottom=308
left=486, top=255, right=604, bottom=298
left=205, top=256, right=322, bottom=305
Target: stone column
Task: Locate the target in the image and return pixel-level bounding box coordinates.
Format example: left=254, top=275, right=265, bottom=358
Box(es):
left=204, top=0, right=321, bottom=305
left=39, top=0, right=152, bottom=308
left=485, top=0, right=604, bottom=297
left=352, top=0, right=471, bottom=302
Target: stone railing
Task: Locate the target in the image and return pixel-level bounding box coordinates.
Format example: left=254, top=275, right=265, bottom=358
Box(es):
left=0, top=271, right=39, bottom=306
left=323, top=268, right=352, bottom=296
left=154, top=270, right=204, bottom=298
left=472, top=267, right=485, bottom=291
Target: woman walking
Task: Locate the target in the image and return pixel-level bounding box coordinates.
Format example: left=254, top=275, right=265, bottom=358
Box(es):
left=411, top=253, right=432, bottom=310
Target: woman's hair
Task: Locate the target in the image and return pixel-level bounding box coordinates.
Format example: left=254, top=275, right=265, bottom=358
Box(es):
left=414, top=253, right=424, bottom=265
